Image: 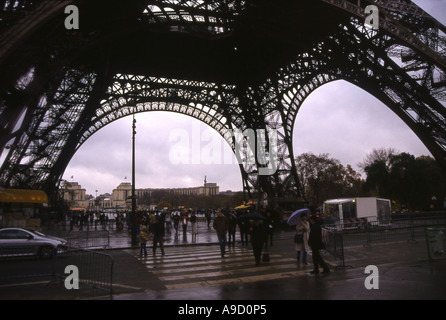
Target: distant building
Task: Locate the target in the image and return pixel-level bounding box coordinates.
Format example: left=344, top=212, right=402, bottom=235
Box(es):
left=63, top=182, right=85, bottom=202
left=63, top=180, right=219, bottom=210
left=62, top=181, right=117, bottom=210
left=112, top=182, right=219, bottom=201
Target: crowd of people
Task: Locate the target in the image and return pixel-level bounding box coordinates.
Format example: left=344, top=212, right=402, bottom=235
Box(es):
left=132, top=208, right=277, bottom=266
left=65, top=207, right=330, bottom=273
left=66, top=210, right=112, bottom=231
left=209, top=208, right=330, bottom=273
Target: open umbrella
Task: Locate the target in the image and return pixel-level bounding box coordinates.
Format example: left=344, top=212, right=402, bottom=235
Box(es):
left=234, top=204, right=252, bottom=210
left=287, top=208, right=310, bottom=226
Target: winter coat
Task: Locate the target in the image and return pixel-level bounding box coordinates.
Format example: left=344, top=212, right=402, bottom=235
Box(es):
left=139, top=226, right=149, bottom=243
left=227, top=216, right=237, bottom=234
left=308, top=220, right=325, bottom=250
left=213, top=215, right=228, bottom=236
left=296, top=220, right=310, bottom=252
left=152, top=220, right=165, bottom=237
left=250, top=222, right=267, bottom=245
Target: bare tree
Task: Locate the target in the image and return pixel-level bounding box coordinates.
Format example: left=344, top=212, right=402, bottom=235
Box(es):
left=357, top=147, right=399, bottom=172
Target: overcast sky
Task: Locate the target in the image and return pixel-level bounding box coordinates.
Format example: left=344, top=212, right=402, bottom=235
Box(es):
left=62, top=0, right=446, bottom=196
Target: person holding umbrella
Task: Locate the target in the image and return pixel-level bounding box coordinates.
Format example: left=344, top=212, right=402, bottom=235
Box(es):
left=287, top=208, right=310, bottom=265
left=296, top=213, right=310, bottom=265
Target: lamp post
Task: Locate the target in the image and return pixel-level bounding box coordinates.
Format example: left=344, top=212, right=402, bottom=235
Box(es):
left=95, top=190, right=98, bottom=212
left=131, top=112, right=137, bottom=246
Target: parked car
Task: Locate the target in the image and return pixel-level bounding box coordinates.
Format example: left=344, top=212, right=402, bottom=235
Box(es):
left=0, top=228, right=67, bottom=259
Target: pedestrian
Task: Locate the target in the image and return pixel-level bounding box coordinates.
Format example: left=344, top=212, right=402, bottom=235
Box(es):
left=69, top=214, right=75, bottom=231
left=152, top=215, right=165, bottom=256
left=89, top=211, right=94, bottom=227
left=100, top=213, right=106, bottom=230
left=250, top=219, right=267, bottom=266
left=265, top=211, right=275, bottom=246
left=213, top=210, right=228, bottom=258
left=165, top=211, right=172, bottom=232
left=139, top=225, right=149, bottom=256
left=116, top=213, right=123, bottom=231
left=238, top=216, right=249, bottom=245
left=205, top=210, right=212, bottom=228
left=181, top=211, right=188, bottom=240
left=190, top=212, right=198, bottom=241
left=308, top=215, right=330, bottom=274
left=295, top=213, right=310, bottom=265
left=79, top=211, right=84, bottom=230
left=148, top=211, right=156, bottom=233
left=227, top=214, right=237, bottom=247
left=173, top=212, right=180, bottom=235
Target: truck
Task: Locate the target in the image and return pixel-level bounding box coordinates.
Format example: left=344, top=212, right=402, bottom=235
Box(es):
left=323, top=197, right=391, bottom=229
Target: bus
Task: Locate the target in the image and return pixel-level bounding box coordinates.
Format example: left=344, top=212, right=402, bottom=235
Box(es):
left=0, top=188, right=48, bottom=229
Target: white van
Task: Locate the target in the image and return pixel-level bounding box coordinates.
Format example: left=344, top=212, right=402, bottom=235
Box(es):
left=323, top=197, right=391, bottom=229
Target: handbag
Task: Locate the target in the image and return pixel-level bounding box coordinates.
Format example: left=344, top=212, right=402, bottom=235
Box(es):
left=294, top=233, right=303, bottom=244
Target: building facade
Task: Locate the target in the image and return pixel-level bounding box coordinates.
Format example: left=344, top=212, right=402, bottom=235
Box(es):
left=63, top=181, right=219, bottom=210
left=63, top=182, right=86, bottom=202
left=111, top=182, right=219, bottom=201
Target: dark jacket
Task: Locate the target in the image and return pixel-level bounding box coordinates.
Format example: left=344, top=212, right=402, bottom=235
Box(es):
left=227, top=216, right=237, bottom=233
left=250, top=222, right=267, bottom=245
left=152, top=220, right=165, bottom=238
left=213, top=215, right=228, bottom=236
left=308, top=219, right=325, bottom=250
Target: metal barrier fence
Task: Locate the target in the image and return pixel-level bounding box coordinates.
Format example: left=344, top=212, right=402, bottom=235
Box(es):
left=53, top=246, right=114, bottom=296
left=322, top=228, right=351, bottom=269
left=0, top=245, right=114, bottom=297
left=425, top=227, right=446, bottom=261
left=43, top=229, right=110, bottom=249
left=322, top=216, right=446, bottom=268
left=393, top=215, right=446, bottom=229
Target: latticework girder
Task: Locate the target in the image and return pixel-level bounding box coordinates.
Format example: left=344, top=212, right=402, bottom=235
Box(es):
left=0, top=0, right=445, bottom=203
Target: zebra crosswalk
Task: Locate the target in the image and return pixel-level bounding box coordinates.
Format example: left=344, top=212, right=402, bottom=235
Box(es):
left=126, top=245, right=312, bottom=290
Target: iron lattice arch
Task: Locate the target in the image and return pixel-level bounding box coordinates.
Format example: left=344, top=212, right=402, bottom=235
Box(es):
left=0, top=0, right=445, bottom=201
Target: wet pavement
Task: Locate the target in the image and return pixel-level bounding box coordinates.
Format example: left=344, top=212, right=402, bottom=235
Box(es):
left=106, top=220, right=225, bottom=249
left=100, top=221, right=446, bottom=301
left=2, top=220, right=446, bottom=303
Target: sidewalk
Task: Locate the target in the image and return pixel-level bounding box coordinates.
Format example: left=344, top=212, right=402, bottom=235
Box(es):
left=101, top=222, right=446, bottom=300
left=2, top=221, right=446, bottom=300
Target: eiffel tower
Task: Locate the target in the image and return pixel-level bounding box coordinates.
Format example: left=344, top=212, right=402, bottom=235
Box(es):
left=0, top=0, right=445, bottom=203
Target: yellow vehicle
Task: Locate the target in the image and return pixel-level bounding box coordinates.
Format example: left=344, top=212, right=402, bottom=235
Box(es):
left=0, top=188, right=48, bottom=229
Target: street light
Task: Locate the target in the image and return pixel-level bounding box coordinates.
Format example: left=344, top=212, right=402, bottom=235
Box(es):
left=131, top=112, right=137, bottom=246
left=95, top=190, right=98, bottom=212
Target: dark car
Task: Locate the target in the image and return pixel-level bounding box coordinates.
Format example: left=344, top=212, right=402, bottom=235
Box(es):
left=0, top=228, right=67, bottom=259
